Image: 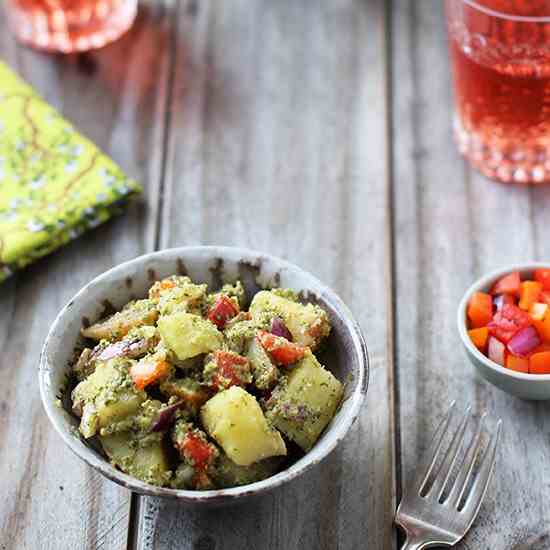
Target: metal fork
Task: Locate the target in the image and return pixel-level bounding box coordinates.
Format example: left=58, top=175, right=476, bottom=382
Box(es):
left=395, top=403, right=502, bottom=549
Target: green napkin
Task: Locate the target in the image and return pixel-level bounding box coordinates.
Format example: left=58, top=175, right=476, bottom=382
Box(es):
left=0, top=61, right=142, bottom=283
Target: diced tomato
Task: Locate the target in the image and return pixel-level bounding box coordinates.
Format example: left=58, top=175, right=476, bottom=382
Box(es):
left=468, top=327, right=489, bottom=351
left=491, top=271, right=521, bottom=296
left=209, top=350, right=250, bottom=390
left=488, top=304, right=532, bottom=343
left=182, top=432, right=215, bottom=470
left=534, top=269, right=550, bottom=291
left=530, top=351, right=550, bottom=374
left=467, top=292, right=493, bottom=329
left=519, top=281, right=542, bottom=311
left=130, top=358, right=171, bottom=390
left=506, top=354, right=529, bottom=373
left=207, top=295, right=239, bottom=329
left=257, top=330, right=307, bottom=365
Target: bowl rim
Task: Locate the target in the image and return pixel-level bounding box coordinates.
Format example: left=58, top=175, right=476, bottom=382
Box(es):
left=457, top=261, right=550, bottom=382
left=39, top=245, right=369, bottom=502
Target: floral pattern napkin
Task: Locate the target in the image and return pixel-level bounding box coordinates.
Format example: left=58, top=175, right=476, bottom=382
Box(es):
left=0, top=61, right=142, bottom=283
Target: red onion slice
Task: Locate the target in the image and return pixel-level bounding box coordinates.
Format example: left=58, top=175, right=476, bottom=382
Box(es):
left=151, top=401, right=184, bottom=432
left=507, top=326, right=541, bottom=358
left=270, top=317, right=292, bottom=341
left=96, top=338, right=150, bottom=361
left=492, top=294, right=514, bottom=312
left=488, top=337, right=505, bottom=366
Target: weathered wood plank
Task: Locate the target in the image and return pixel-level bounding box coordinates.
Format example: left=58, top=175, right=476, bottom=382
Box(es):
left=392, top=1, right=550, bottom=548
left=134, top=0, right=395, bottom=549
left=0, top=3, right=172, bottom=548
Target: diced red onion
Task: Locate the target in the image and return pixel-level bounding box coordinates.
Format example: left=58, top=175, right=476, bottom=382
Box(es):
left=488, top=337, right=505, bottom=366
left=492, top=294, right=514, bottom=312
left=96, top=338, right=149, bottom=361
left=507, top=326, right=541, bottom=358
left=270, top=317, right=292, bottom=341
left=151, top=401, right=184, bottom=432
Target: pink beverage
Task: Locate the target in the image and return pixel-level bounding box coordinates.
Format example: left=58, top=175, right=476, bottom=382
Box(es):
left=5, top=0, right=137, bottom=53
left=445, top=0, right=550, bottom=183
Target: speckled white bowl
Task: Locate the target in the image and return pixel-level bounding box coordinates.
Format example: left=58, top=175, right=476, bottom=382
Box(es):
left=458, top=263, right=550, bottom=400
left=40, top=246, right=368, bottom=504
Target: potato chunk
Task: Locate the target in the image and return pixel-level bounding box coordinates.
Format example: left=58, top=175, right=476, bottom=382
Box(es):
left=157, top=283, right=207, bottom=316
left=158, top=312, right=223, bottom=360
left=81, top=299, right=158, bottom=341
left=265, top=351, right=343, bottom=451
left=201, top=386, right=286, bottom=466
left=246, top=337, right=279, bottom=390
left=72, top=359, right=146, bottom=437
left=249, top=291, right=330, bottom=349
left=100, top=432, right=171, bottom=486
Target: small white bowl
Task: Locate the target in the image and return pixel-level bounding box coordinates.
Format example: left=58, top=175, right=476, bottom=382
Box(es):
left=39, top=246, right=369, bottom=504
left=458, top=263, right=550, bottom=400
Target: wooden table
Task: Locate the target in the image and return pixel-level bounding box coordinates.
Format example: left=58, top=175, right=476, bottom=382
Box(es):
left=2, top=1, right=550, bottom=549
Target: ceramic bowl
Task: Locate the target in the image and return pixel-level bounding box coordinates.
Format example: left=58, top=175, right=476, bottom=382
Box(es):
left=40, top=246, right=369, bottom=504
left=458, top=263, right=550, bottom=400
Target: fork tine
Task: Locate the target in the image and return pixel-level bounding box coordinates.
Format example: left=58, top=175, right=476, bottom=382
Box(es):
left=427, top=405, right=472, bottom=500
left=446, top=412, right=486, bottom=508
left=415, top=401, right=457, bottom=494
left=461, top=419, right=502, bottom=518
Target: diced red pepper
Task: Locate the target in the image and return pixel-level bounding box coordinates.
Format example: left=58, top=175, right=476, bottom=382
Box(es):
left=533, top=314, right=550, bottom=343
left=532, top=342, right=550, bottom=354
left=488, top=304, right=532, bottom=343
left=468, top=327, right=489, bottom=351
left=209, top=350, right=250, bottom=390
left=506, top=354, right=529, bottom=373
left=173, top=428, right=217, bottom=489
left=540, top=291, right=550, bottom=307
left=467, top=292, right=493, bottom=329
left=182, top=432, right=215, bottom=470
left=207, top=295, right=239, bottom=329
left=530, top=351, right=550, bottom=374
left=130, top=358, right=171, bottom=390
left=534, top=269, right=550, bottom=291
left=491, top=271, right=521, bottom=296
left=257, top=330, right=307, bottom=365
left=519, top=281, right=542, bottom=311
left=149, top=278, right=177, bottom=299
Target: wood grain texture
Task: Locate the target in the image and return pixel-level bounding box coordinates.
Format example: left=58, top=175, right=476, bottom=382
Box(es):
left=133, top=0, right=395, bottom=549
left=392, top=1, right=550, bottom=548
left=0, top=3, right=172, bottom=548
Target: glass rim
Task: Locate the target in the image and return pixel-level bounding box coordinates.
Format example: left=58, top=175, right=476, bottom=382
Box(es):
left=462, top=0, right=550, bottom=22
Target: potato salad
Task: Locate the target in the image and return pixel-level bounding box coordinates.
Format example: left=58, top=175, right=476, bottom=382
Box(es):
left=70, top=276, right=343, bottom=490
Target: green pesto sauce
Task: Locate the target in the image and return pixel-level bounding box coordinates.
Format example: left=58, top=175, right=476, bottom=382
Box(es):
left=71, top=278, right=339, bottom=489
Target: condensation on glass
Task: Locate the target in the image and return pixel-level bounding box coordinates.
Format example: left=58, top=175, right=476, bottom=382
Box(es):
left=446, top=0, right=550, bottom=184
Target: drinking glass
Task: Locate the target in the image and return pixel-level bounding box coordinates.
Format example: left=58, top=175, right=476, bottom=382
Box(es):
left=5, top=0, right=137, bottom=53
left=445, top=0, right=550, bottom=184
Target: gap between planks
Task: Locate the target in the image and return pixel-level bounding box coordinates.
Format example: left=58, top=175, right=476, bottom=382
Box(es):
left=127, top=0, right=180, bottom=547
